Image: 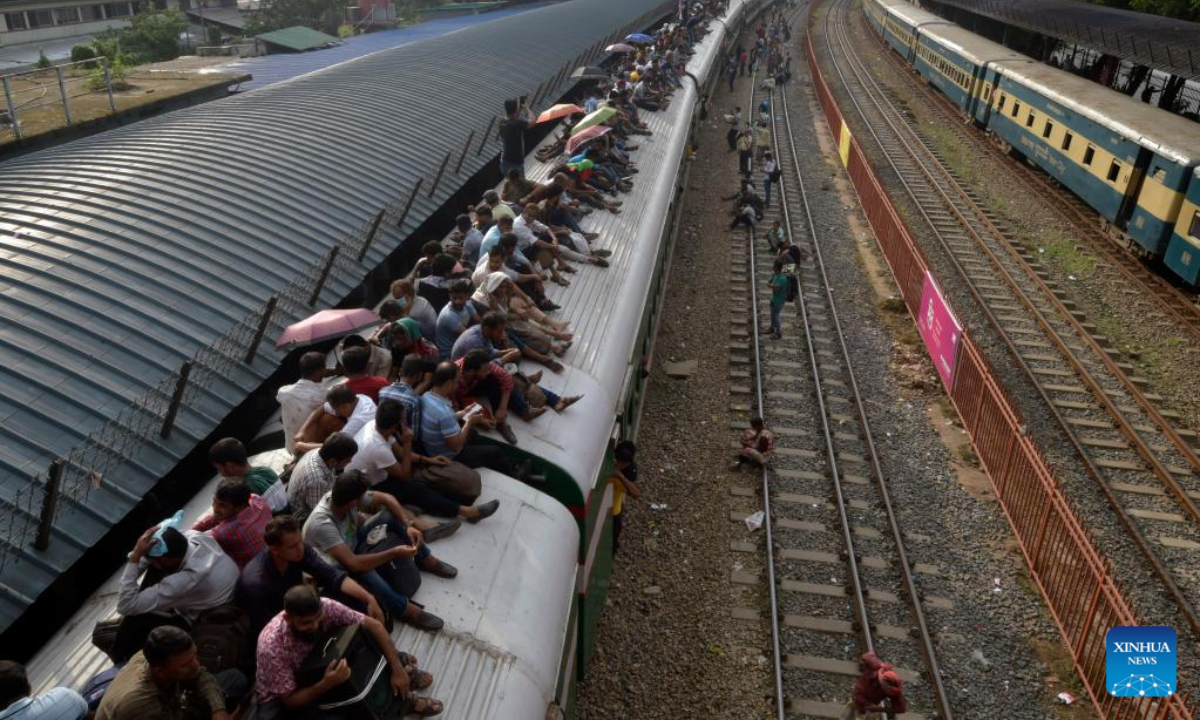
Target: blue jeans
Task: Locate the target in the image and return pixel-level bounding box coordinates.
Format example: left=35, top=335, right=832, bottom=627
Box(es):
left=769, top=299, right=784, bottom=336
left=354, top=512, right=430, bottom=617
left=764, top=176, right=772, bottom=206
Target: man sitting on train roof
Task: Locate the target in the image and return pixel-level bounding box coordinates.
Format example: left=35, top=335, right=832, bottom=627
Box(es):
left=275, top=352, right=328, bottom=458
left=208, top=438, right=279, bottom=497
left=336, top=334, right=391, bottom=381
left=434, top=279, right=479, bottom=360
left=466, top=286, right=571, bottom=371
left=447, top=212, right=485, bottom=267
left=454, top=350, right=582, bottom=444
left=191, top=477, right=272, bottom=570
left=300, top=472, right=446, bottom=632
left=418, top=361, right=529, bottom=477
left=255, top=586, right=443, bottom=719
left=96, top=525, right=239, bottom=665
left=286, top=433, right=358, bottom=522
left=346, top=398, right=498, bottom=525
left=338, top=346, right=389, bottom=404
left=379, top=355, right=432, bottom=428
left=236, top=516, right=383, bottom=637
left=0, top=661, right=86, bottom=720
left=97, top=626, right=245, bottom=720
left=379, top=318, right=439, bottom=374
left=293, top=385, right=376, bottom=456
left=386, top=279, right=438, bottom=341
left=415, top=254, right=460, bottom=314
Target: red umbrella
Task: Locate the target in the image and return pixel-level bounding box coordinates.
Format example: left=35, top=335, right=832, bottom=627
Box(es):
left=276, top=308, right=381, bottom=348
left=536, top=103, right=584, bottom=125
left=566, top=125, right=611, bottom=154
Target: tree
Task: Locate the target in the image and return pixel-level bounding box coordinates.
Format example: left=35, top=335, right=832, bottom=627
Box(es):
left=121, top=6, right=188, bottom=63
left=250, top=0, right=347, bottom=34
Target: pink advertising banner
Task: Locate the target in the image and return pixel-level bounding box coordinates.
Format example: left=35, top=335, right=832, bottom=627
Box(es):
left=916, top=271, right=963, bottom=392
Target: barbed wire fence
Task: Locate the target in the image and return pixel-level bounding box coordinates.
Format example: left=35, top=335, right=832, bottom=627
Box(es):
left=0, top=0, right=675, bottom=575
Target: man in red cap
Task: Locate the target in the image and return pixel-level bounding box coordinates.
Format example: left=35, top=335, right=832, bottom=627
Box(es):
left=840, top=652, right=907, bottom=719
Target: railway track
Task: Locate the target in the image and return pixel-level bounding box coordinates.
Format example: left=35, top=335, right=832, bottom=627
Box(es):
left=858, top=23, right=1200, bottom=344
left=733, top=24, right=953, bottom=717
left=816, top=0, right=1200, bottom=638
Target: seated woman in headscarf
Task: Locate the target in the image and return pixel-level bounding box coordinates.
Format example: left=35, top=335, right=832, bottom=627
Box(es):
left=386, top=318, right=438, bottom=375
left=472, top=271, right=572, bottom=357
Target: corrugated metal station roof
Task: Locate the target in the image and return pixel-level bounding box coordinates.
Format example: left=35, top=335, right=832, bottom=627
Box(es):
left=924, top=0, right=1200, bottom=80
left=0, top=0, right=672, bottom=633
left=255, top=26, right=341, bottom=52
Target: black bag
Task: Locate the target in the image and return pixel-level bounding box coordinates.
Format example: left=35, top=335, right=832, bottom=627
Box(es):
left=297, top=624, right=406, bottom=720
left=191, top=604, right=252, bottom=675
left=786, top=274, right=800, bottom=303
left=355, top=526, right=421, bottom=606
left=769, top=166, right=782, bottom=183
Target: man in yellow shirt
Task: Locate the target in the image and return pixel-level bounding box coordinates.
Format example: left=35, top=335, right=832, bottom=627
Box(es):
left=608, top=441, right=641, bottom=555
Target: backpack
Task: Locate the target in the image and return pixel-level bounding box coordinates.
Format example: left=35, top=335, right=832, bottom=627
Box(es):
left=769, top=166, right=782, bottom=183
left=191, top=604, right=252, bottom=675
left=82, top=665, right=122, bottom=712
left=786, top=274, right=800, bottom=303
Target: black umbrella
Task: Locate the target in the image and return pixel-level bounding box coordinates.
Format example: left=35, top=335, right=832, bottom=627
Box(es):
left=571, top=65, right=609, bottom=80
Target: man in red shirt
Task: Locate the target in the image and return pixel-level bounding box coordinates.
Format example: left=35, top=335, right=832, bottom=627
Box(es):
left=840, top=652, right=907, bottom=719
left=193, top=477, right=272, bottom=569
left=341, top=346, right=389, bottom=403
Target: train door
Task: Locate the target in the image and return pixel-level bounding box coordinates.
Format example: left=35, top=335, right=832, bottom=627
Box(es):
left=1116, top=146, right=1153, bottom=229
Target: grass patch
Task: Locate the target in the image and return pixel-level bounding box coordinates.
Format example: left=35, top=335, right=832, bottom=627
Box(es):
left=879, top=297, right=906, bottom=314
left=1031, top=229, right=1096, bottom=278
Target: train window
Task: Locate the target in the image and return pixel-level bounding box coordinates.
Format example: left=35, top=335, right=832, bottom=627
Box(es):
left=1107, top=161, right=1122, bottom=183
left=1062, top=132, right=1073, bottom=151
left=1012, top=101, right=1021, bottom=118
left=1026, top=111, right=1036, bottom=128
left=983, top=87, right=992, bottom=102
left=1043, top=120, right=1054, bottom=138
left=998, top=94, right=1007, bottom=111
left=1190, top=211, right=1200, bottom=240
left=1083, top=146, right=1095, bottom=166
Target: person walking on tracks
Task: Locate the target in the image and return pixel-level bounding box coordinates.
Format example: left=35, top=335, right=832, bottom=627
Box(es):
left=840, top=652, right=907, bottom=719
left=766, top=260, right=789, bottom=339
left=736, top=129, right=754, bottom=178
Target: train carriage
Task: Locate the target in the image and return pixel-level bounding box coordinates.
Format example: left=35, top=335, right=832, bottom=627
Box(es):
left=1165, top=170, right=1200, bottom=285
left=983, top=61, right=1200, bottom=258
left=871, top=0, right=948, bottom=64
left=915, top=25, right=1030, bottom=121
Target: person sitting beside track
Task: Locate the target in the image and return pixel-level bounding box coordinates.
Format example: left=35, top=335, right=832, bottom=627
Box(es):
left=346, top=399, right=499, bottom=525
left=387, top=278, right=438, bottom=341
left=293, top=385, right=376, bottom=456
left=0, top=661, right=86, bottom=720
left=96, top=526, right=239, bottom=665
left=840, top=652, right=907, bottom=720
left=301, top=472, right=447, bottom=632
left=209, top=438, right=279, bottom=497
left=236, top=516, right=383, bottom=637
left=191, top=477, right=272, bottom=570
left=733, top=416, right=775, bottom=469
left=276, top=352, right=328, bottom=458
left=338, top=345, right=389, bottom=404
left=97, top=626, right=244, bottom=720
left=434, top=279, right=479, bottom=359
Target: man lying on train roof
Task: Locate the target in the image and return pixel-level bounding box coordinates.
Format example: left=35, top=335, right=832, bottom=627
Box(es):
left=237, top=516, right=383, bottom=637
left=97, top=626, right=245, bottom=720
left=96, top=526, right=239, bottom=664
left=345, top=398, right=497, bottom=525
left=254, top=586, right=443, bottom=719
left=191, top=477, right=272, bottom=570
left=293, top=385, right=376, bottom=456
left=301, top=471, right=447, bottom=632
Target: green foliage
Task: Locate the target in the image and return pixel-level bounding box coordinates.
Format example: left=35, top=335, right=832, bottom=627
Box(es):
left=120, top=6, right=188, bottom=63
left=71, top=44, right=97, bottom=66
left=337, top=22, right=354, bottom=38
left=1082, top=0, right=1200, bottom=20
left=250, top=0, right=347, bottom=34
left=91, top=31, right=122, bottom=62
left=87, top=53, right=130, bottom=91
left=36, top=50, right=52, bottom=69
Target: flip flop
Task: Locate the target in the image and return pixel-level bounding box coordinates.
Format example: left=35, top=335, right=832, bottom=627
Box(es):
left=410, top=698, right=444, bottom=717
left=411, top=669, right=433, bottom=691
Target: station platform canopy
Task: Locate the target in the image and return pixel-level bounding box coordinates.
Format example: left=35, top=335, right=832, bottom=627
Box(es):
left=925, top=0, right=1200, bottom=80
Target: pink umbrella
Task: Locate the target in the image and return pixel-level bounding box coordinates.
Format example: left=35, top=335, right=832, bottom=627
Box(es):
left=566, top=125, right=611, bottom=154
left=276, top=308, right=381, bottom=348
left=536, top=103, right=584, bottom=124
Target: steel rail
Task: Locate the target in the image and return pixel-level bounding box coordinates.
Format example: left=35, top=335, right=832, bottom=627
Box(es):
left=772, top=9, right=953, bottom=716
left=818, top=0, right=1200, bottom=638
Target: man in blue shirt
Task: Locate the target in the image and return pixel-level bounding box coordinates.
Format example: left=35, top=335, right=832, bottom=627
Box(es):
left=419, top=362, right=524, bottom=477
left=378, top=355, right=427, bottom=427
left=0, top=662, right=86, bottom=720
left=451, top=312, right=522, bottom=363
left=434, top=280, right=478, bottom=359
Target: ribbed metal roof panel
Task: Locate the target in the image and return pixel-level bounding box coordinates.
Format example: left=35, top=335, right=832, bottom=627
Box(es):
left=0, top=0, right=671, bottom=633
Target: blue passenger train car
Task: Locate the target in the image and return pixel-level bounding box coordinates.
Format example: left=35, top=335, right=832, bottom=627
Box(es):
left=864, top=0, right=1200, bottom=286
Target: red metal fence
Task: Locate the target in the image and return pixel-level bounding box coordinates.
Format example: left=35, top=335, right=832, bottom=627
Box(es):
left=804, top=16, right=1194, bottom=719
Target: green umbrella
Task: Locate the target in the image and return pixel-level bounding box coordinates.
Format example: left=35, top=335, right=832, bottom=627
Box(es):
left=572, top=106, right=617, bottom=134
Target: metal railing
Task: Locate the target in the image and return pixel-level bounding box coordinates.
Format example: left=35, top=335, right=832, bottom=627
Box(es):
left=1, top=57, right=117, bottom=140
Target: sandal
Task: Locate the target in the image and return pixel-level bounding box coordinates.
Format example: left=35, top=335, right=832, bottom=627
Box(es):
left=551, top=275, right=570, bottom=287
left=411, top=669, right=433, bottom=691
left=554, top=395, right=583, bottom=412
left=410, top=697, right=444, bottom=717
left=547, top=360, right=565, bottom=373
left=526, top=370, right=543, bottom=385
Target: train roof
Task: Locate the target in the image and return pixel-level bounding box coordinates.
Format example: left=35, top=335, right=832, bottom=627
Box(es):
left=919, top=23, right=1033, bottom=67
left=992, top=59, right=1200, bottom=166
left=24, top=450, right=579, bottom=720
left=0, top=0, right=671, bottom=634
left=875, top=0, right=949, bottom=29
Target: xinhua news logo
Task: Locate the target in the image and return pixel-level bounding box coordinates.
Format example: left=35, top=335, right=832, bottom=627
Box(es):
left=1106, top=626, right=1176, bottom=697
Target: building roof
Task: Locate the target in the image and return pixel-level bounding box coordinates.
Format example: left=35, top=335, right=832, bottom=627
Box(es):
left=0, top=0, right=671, bottom=634
left=255, top=25, right=340, bottom=52
left=926, top=0, right=1200, bottom=80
